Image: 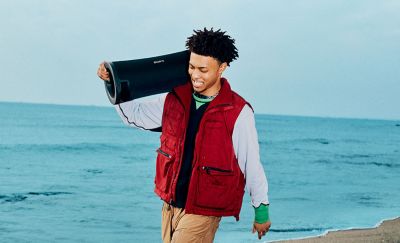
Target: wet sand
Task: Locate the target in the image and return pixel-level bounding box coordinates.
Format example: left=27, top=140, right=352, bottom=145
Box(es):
left=273, top=217, right=400, bottom=243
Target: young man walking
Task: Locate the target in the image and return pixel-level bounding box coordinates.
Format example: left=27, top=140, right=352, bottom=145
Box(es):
left=97, top=28, right=271, bottom=242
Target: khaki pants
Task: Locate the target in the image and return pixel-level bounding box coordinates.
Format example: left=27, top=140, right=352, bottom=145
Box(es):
left=161, top=202, right=221, bottom=243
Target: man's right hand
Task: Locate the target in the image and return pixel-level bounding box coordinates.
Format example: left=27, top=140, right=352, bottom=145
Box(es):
left=252, top=221, right=271, bottom=240
left=97, top=62, right=110, bottom=82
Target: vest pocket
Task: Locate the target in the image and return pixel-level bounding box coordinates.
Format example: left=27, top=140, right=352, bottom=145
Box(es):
left=195, top=166, right=236, bottom=210
left=155, top=146, right=175, bottom=193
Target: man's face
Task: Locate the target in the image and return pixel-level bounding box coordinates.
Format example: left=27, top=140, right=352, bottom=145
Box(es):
left=188, top=52, right=227, bottom=96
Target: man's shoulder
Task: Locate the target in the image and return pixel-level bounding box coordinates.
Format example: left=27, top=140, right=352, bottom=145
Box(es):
left=230, top=90, right=246, bottom=101
left=230, top=90, right=253, bottom=111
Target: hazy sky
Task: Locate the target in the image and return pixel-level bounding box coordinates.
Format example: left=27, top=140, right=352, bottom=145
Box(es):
left=1, top=0, right=399, bottom=120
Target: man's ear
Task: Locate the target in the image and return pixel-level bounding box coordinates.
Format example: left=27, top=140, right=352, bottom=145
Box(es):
left=218, top=62, right=228, bottom=74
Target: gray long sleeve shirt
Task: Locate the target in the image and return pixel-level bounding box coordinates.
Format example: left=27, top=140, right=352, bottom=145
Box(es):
left=115, top=93, right=269, bottom=207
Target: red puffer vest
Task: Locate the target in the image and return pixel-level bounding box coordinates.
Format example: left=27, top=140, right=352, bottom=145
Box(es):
left=154, top=78, right=249, bottom=220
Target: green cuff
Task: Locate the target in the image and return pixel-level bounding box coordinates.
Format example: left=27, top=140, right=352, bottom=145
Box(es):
left=253, top=203, right=269, bottom=224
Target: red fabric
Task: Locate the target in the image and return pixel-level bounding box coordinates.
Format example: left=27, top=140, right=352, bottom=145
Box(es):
left=154, top=78, right=249, bottom=221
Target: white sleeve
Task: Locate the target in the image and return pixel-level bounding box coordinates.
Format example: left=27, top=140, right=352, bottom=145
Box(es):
left=232, top=105, right=269, bottom=207
left=114, top=93, right=167, bottom=130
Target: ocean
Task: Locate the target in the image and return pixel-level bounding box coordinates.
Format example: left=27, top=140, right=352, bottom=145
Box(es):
left=0, top=102, right=399, bottom=243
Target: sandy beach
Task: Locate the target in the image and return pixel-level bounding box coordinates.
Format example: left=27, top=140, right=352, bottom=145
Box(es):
left=273, top=217, right=400, bottom=243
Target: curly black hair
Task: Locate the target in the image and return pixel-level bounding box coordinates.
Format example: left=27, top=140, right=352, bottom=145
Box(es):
left=185, top=27, right=238, bottom=66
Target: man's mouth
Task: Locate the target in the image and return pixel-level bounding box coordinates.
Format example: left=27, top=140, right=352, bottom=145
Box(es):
left=192, top=80, right=204, bottom=88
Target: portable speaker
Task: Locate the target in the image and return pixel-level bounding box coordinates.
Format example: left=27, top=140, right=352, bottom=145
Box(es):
left=104, top=50, right=190, bottom=104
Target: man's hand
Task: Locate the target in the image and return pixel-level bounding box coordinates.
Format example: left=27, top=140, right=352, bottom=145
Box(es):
left=252, top=221, right=271, bottom=240
left=97, top=62, right=110, bottom=82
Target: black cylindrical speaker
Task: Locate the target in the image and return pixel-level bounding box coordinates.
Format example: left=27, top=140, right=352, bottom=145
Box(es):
left=104, top=50, right=190, bottom=104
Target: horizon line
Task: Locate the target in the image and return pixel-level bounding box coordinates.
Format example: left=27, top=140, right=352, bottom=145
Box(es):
left=1, top=100, right=399, bottom=122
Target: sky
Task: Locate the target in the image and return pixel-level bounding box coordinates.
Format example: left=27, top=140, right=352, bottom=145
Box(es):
left=0, top=0, right=399, bottom=120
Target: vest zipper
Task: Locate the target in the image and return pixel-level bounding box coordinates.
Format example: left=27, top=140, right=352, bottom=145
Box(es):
left=202, top=166, right=232, bottom=174
left=171, top=111, right=188, bottom=203
left=191, top=103, right=232, bottom=171
left=156, top=148, right=172, bottom=159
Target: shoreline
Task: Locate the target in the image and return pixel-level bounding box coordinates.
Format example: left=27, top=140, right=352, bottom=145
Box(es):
left=272, top=217, right=400, bottom=243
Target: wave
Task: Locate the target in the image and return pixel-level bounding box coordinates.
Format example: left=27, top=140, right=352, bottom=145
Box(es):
left=341, top=138, right=365, bottom=144
left=272, top=217, right=400, bottom=242
left=0, top=191, right=73, bottom=203
left=260, top=138, right=331, bottom=145
left=342, top=160, right=399, bottom=168
left=312, top=157, right=399, bottom=168
left=303, top=138, right=330, bottom=145
left=0, top=143, right=146, bottom=153
left=47, top=124, right=125, bottom=129
left=313, top=159, right=332, bottom=164
left=14, top=123, right=125, bottom=129
left=0, top=194, right=27, bottom=203
left=337, top=154, right=374, bottom=159
left=274, top=197, right=312, bottom=202
left=26, top=192, right=73, bottom=196
left=270, top=227, right=326, bottom=233
left=86, top=169, right=104, bottom=174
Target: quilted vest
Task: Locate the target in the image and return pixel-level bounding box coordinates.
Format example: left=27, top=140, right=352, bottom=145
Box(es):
left=154, top=78, right=249, bottom=220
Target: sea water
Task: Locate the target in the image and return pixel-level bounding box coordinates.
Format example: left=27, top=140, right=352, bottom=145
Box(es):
left=0, top=102, right=399, bottom=243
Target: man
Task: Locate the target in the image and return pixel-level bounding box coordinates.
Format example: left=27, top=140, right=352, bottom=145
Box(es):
left=97, top=28, right=271, bottom=242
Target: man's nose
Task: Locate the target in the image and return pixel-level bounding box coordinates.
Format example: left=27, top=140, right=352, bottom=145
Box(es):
left=192, top=69, right=201, bottom=79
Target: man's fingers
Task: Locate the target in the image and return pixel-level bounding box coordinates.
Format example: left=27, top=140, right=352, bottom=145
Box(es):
left=97, top=69, right=109, bottom=78
left=253, top=222, right=272, bottom=239
left=259, top=229, right=267, bottom=238
left=97, top=71, right=105, bottom=78
left=98, top=62, right=108, bottom=72
left=98, top=73, right=110, bottom=82
left=96, top=62, right=110, bottom=82
left=101, top=76, right=110, bottom=81
left=97, top=66, right=108, bottom=74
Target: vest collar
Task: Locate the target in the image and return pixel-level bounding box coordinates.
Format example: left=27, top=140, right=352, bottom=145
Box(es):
left=173, top=77, right=233, bottom=111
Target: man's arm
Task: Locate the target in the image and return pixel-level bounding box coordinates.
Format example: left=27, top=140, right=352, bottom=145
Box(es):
left=115, top=94, right=166, bottom=131
left=97, top=61, right=165, bottom=131
left=232, top=105, right=271, bottom=239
